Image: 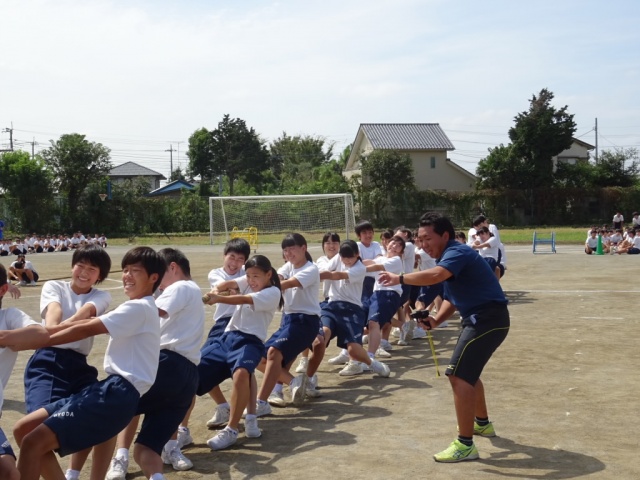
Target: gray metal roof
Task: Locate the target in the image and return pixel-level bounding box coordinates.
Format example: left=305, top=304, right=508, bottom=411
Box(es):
left=361, top=123, right=455, bottom=151
left=108, top=161, right=166, bottom=179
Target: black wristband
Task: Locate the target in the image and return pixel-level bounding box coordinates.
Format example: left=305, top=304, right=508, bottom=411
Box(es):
left=399, top=274, right=404, bottom=285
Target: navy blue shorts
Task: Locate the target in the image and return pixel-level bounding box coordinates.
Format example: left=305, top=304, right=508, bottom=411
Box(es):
left=409, top=285, right=421, bottom=306
left=43, top=375, right=140, bottom=457
left=399, top=284, right=411, bottom=304
left=417, top=283, right=444, bottom=307
left=361, top=277, right=376, bottom=311
left=321, top=301, right=366, bottom=348
left=24, top=347, right=99, bottom=413
left=135, top=350, right=199, bottom=454
left=0, top=428, right=16, bottom=458
left=446, top=304, right=510, bottom=385
left=367, top=291, right=401, bottom=327
left=203, top=316, right=231, bottom=348
left=196, top=331, right=265, bottom=396
left=264, top=313, right=320, bottom=366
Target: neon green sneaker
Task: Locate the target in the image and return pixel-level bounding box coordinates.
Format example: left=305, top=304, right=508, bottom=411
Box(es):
left=433, top=439, right=479, bottom=463
left=474, top=421, right=496, bottom=437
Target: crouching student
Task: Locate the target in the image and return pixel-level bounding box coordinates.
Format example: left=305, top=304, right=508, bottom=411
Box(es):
left=199, top=255, right=282, bottom=451
left=0, top=265, right=50, bottom=480
left=106, top=248, right=204, bottom=480
left=13, top=247, right=166, bottom=480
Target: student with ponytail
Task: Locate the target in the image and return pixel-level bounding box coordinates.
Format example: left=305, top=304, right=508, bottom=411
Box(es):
left=199, top=255, right=282, bottom=451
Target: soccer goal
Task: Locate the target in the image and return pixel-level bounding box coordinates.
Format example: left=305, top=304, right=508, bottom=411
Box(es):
left=209, top=194, right=356, bottom=247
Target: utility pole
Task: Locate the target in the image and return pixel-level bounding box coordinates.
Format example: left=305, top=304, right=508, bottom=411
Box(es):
left=165, top=144, right=175, bottom=179
left=30, top=137, right=38, bottom=159
left=1, top=124, right=14, bottom=152
left=594, top=118, right=598, bottom=163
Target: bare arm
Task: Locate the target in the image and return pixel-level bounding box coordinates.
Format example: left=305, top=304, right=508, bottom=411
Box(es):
left=46, top=317, right=108, bottom=346
left=319, top=271, right=349, bottom=281
left=205, top=293, right=255, bottom=306
left=365, top=264, right=385, bottom=273
left=0, top=325, right=49, bottom=351
left=280, top=278, right=302, bottom=290
left=378, top=266, right=452, bottom=287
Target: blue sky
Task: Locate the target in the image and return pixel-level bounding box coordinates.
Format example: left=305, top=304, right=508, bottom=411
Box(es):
left=1, top=0, right=639, bottom=179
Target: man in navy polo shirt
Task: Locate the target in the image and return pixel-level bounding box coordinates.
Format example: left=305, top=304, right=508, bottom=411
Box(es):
left=379, top=212, right=509, bottom=463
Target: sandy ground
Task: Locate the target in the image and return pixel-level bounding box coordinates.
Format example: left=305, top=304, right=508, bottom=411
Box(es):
left=1, top=242, right=638, bottom=480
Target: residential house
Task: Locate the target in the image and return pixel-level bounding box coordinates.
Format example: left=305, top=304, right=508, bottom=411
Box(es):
left=108, top=161, right=166, bottom=191
left=552, top=138, right=595, bottom=171
left=344, top=123, right=476, bottom=192
left=145, top=179, right=196, bottom=198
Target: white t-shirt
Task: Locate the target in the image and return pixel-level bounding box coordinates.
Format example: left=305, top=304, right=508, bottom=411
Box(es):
left=315, top=255, right=333, bottom=299
left=325, top=255, right=366, bottom=306
left=402, top=242, right=416, bottom=274
left=358, top=241, right=383, bottom=278
left=416, top=247, right=436, bottom=271
left=0, top=308, right=40, bottom=410
left=372, top=256, right=403, bottom=295
left=100, top=296, right=160, bottom=396
left=208, top=267, right=244, bottom=322
left=613, top=214, right=624, bottom=224
left=40, top=281, right=111, bottom=355
left=478, top=236, right=501, bottom=261
left=632, top=236, right=640, bottom=249
left=155, top=280, right=205, bottom=365
left=224, top=279, right=281, bottom=342
left=585, top=236, right=599, bottom=249
left=278, top=261, right=321, bottom=316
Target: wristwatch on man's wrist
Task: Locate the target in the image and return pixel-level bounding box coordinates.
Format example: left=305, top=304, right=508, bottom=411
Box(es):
left=399, top=274, right=404, bottom=285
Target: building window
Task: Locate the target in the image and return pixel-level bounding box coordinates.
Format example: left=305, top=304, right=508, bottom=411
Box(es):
left=430, top=157, right=436, bottom=168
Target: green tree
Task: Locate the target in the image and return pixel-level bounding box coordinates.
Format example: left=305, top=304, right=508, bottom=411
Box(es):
left=41, top=134, right=112, bottom=228
left=169, top=166, right=186, bottom=182
left=592, top=148, right=639, bottom=188
left=0, top=150, right=55, bottom=231
left=186, top=127, right=215, bottom=190
left=508, top=88, right=576, bottom=188
left=475, top=144, right=524, bottom=189
left=210, top=115, right=269, bottom=196
left=360, top=150, right=416, bottom=221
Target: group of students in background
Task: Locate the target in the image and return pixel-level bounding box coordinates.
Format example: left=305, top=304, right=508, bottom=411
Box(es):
left=0, top=232, right=107, bottom=257
left=0, top=212, right=510, bottom=479
left=585, top=223, right=640, bottom=255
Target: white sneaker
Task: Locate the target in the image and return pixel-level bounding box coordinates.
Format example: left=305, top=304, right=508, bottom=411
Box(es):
left=295, top=356, right=309, bottom=373
left=106, top=457, right=128, bottom=480
left=397, top=322, right=412, bottom=346
left=391, top=327, right=401, bottom=338
left=339, top=360, right=363, bottom=376
left=360, top=361, right=372, bottom=372
left=29, top=281, right=37, bottom=286
left=290, top=374, right=307, bottom=407
left=18, top=280, right=27, bottom=286
left=243, top=400, right=272, bottom=418
left=268, top=390, right=286, bottom=407
left=161, top=447, right=193, bottom=471
left=362, top=334, right=369, bottom=344
left=207, top=404, right=230, bottom=428
left=328, top=351, right=350, bottom=365
left=177, top=426, right=193, bottom=449
left=244, top=416, right=262, bottom=438
left=306, top=374, right=321, bottom=398
left=381, top=339, right=394, bottom=351
left=412, top=327, right=427, bottom=339
left=207, top=427, right=238, bottom=451
left=371, top=360, right=391, bottom=378
left=438, top=321, right=449, bottom=328
left=375, top=347, right=392, bottom=358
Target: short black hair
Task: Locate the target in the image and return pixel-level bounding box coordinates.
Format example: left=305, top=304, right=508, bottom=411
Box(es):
left=72, top=245, right=112, bottom=283
left=355, top=220, right=374, bottom=237
left=224, top=238, right=251, bottom=259
left=281, top=233, right=312, bottom=262
left=419, top=212, right=455, bottom=240
left=121, top=247, right=165, bottom=291
left=472, top=215, right=488, bottom=227
left=157, top=248, right=191, bottom=277
left=339, top=239, right=361, bottom=260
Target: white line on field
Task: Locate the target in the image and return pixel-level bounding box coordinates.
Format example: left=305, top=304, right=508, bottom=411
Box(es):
left=579, top=316, right=624, bottom=320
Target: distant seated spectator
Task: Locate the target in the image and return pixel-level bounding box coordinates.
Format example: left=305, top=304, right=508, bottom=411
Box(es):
left=585, top=230, right=599, bottom=255
left=615, top=229, right=640, bottom=255
left=0, top=239, right=11, bottom=256
left=610, top=229, right=623, bottom=246
left=11, top=238, right=26, bottom=255
left=9, top=254, right=39, bottom=285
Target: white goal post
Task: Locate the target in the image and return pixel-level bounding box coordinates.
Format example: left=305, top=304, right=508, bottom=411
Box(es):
left=209, top=194, right=356, bottom=247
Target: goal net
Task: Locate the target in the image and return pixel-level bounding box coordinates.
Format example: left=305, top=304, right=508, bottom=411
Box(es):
left=209, top=194, right=356, bottom=246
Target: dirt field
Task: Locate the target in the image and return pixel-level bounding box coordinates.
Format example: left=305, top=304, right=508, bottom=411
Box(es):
left=1, top=243, right=638, bottom=479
